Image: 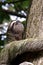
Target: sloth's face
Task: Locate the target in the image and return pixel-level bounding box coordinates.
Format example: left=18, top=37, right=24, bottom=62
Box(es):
left=7, top=21, right=24, bottom=40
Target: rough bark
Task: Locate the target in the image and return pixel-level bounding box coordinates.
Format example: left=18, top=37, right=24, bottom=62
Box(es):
left=0, top=38, right=43, bottom=65
left=26, top=0, right=43, bottom=38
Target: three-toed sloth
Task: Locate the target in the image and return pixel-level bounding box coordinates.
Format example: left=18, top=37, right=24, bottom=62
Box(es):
left=7, top=21, right=24, bottom=42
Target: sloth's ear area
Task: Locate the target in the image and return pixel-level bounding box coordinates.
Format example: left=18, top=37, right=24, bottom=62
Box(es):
left=9, top=21, right=15, bottom=29
left=15, top=20, right=20, bottom=25
left=7, top=21, right=15, bottom=31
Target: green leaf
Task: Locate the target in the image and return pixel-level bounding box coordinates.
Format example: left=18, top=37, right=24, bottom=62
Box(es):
left=6, top=0, right=13, bottom=2
left=0, top=10, right=10, bottom=23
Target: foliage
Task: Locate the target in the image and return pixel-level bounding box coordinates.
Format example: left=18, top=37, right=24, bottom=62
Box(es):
left=0, top=0, right=31, bottom=23
left=0, top=40, right=4, bottom=52
left=0, top=38, right=7, bottom=51
left=0, top=4, right=10, bottom=24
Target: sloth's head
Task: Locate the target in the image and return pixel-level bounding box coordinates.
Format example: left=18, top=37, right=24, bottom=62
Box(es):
left=7, top=21, right=24, bottom=40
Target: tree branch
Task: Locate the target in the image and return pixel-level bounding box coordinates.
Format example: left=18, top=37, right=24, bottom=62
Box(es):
left=0, top=38, right=43, bottom=65
left=1, top=9, right=26, bottom=18
left=0, top=0, right=27, bottom=5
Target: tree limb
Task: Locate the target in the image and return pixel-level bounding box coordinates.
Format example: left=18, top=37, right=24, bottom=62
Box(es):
left=0, top=38, right=43, bottom=65
left=1, top=9, right=26, bottom=18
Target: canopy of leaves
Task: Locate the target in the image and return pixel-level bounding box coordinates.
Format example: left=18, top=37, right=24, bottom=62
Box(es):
left=0, top=0, right=31, bottom=23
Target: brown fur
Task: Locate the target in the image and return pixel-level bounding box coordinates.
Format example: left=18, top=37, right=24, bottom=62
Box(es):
left=7, top=21, right=24, bottom=42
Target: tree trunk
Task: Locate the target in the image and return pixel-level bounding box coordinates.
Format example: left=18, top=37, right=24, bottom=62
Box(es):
left=26, top=0, right=43, bottom=38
